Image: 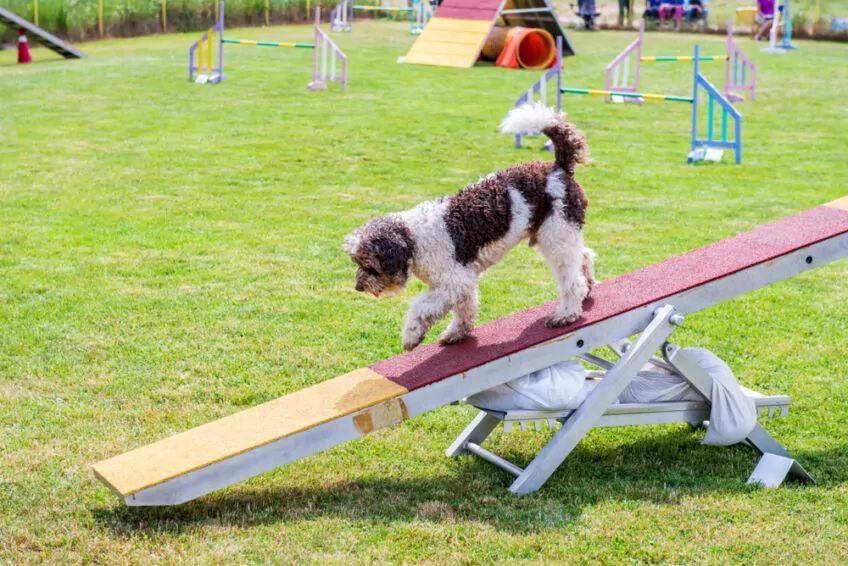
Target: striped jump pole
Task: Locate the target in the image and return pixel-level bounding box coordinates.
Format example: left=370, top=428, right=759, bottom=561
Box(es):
left=640, top=55, right=727, bottom=62
left=562, top=88, right=693, bottom=103
left=221, top=39, right=314, bottom=48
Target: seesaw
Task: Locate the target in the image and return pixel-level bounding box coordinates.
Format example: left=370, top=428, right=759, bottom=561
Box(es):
left=93, top=196, right=848, bottom=505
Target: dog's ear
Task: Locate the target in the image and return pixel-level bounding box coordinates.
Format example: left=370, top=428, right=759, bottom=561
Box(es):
left=342, top=229, right=361, bottom=256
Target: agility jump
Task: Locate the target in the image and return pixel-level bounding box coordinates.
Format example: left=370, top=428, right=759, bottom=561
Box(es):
left=330, top=0, right=432, bottom=35
left=512, top=38, right=742, bottom=164
left=763, top=0, right=797, bottom=53
left=606, top=20, right=756, bottom=103
left=189, top=3, right=347, bottom=91
left=92, top=196, right=848, bottom=505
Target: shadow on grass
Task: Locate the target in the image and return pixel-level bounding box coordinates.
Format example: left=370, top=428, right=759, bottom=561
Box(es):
left=92, top=427, right=848, bottom=535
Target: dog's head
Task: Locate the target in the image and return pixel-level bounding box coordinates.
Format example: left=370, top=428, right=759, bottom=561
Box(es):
left=343, top=216, right=415, bottom=298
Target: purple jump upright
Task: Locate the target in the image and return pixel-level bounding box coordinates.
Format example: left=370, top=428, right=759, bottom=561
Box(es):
left=725, top=21, right=756, bottom=102
left=605, top=19, right=756, bottom=103
left=187, top=3, right=348, bottom=91
left=309, top=7, right=348, bottom=91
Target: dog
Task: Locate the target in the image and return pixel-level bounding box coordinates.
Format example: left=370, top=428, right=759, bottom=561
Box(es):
left=343, top=104, right=595, bottom=351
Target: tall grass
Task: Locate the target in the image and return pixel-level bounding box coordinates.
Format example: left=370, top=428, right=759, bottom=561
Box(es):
left=3, top=0, right=847, bottom=43
left=3, top=0, right=327, bottom=41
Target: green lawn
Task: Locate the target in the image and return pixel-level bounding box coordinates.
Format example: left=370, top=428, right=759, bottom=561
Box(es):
left=2, top=22, right=847, bottom=563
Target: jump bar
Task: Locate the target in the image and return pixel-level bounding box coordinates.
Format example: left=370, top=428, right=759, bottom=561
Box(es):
left=562, top=87, right=693, bottom=103
left=92, top=197, right=848, bottom=505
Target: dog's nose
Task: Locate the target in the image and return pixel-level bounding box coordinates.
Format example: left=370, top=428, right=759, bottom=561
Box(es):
left=355, top=281, right=364, bottom=292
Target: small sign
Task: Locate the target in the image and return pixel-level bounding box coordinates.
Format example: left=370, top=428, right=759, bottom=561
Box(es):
left=704, top=148, right=724, bottom=162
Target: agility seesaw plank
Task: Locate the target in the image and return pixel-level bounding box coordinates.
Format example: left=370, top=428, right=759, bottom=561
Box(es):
left=0, top=7, right=84, bottom=59
left=93, top=197, right=848, bottom=505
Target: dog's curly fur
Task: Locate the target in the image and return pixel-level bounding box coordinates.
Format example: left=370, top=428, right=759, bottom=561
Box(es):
left=344, top=105, right=595, bottom=351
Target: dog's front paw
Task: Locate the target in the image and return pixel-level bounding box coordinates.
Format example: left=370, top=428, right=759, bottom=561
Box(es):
left=402, top=328, right=425, bottom=351
left=546, top=310, right=581, bottom=328
left=438, top=327, right=469, bottom=345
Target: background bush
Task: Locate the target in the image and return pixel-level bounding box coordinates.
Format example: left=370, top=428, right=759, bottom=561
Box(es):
left=2, top=0, right=846, bottom=43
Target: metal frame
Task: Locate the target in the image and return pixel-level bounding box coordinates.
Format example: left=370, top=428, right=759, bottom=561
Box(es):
left=763, top=0, right=797, bottom=53
left=188, top=4, right=347, bottom=91
left=511, top=39, right=742, bottom=164
left=118, top=232, right=847, bottom=505
left=330, top=0, right=432, bottom=35
left=689, top=45, right=742, bottom=164
left=605, top=19, right=756, bottom=103
left=447, top=310, right=814, bottom=494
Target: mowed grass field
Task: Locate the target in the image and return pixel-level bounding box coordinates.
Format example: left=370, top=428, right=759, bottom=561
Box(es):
left=2, top=22, right=847, bottom=563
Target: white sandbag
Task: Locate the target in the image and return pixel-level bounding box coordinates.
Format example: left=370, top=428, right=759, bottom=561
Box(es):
left=684, top=348, right=757, bottom=446
left=618, top=367, right=703, bottom=403
left=466, top=361, right=592, bottom=411
left=620, top=348, right=756, bottom=446
left=469, top=348, right=756, bottom=446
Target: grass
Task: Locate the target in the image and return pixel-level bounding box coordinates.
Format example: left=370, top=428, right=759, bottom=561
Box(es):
left=2, top=22, right=848, bottom=563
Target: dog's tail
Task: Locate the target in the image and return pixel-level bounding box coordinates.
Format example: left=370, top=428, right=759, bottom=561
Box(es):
left=500, top=102, right=587, bottom=174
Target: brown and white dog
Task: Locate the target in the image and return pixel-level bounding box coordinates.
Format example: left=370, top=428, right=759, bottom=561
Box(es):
left=344, top=104, right=595, bottom=351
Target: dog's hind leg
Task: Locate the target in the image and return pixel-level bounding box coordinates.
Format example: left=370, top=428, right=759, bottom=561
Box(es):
left=534, top=213, right=591, bottom=327
left=439, top=288, right=479, bottom=345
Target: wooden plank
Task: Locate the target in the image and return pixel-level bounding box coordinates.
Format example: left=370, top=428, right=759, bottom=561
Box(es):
left=93, top=368, right=408, bottom=496
left=404, top=17, right=492, bottom=67
left=404, top=51, right=480, bottom=67
left=417, top=16, right=492, bottom=32
left=826, top=196, right=848, bottom=211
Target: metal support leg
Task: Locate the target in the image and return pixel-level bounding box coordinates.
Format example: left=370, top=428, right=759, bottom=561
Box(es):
left=745, top=425, right=814, bottom=486
left=664, top=344, right=814, bottom=488
left=445, top=411, right=502, bottom=457
left=508, top=305, right=681, bottom=495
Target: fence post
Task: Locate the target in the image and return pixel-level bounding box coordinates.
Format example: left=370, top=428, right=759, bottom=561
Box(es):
left=98, top=0, right=104, bottom=36
left=33, top=0, right=38, bottom=26
left=162, top=0, right=168, bottom=32
left=265, top=0, right=270, bottom=25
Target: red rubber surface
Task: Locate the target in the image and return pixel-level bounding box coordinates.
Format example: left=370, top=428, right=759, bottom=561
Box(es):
left=435, top=0, right=503, bottom=20
left=370, top=205, right=848, bottom=391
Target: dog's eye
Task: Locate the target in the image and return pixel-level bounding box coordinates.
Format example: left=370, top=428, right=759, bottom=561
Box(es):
left=362, top=267, right=379, bottom=276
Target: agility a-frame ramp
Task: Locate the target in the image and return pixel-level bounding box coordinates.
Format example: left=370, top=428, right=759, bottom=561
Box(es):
left=0, top=7, right=84, bottom=59
left=93, top=197, right=848, bottom=505
left=403, top=0, right=574, bottom=68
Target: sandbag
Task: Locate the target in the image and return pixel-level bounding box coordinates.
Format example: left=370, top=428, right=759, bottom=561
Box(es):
left=466, top=361, right=593, bottom=411
left=469, top=349, right=757, bottom=446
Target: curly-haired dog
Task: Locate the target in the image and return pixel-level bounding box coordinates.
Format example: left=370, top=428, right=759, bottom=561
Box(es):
left=344, top=104, right=595, bottom=351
